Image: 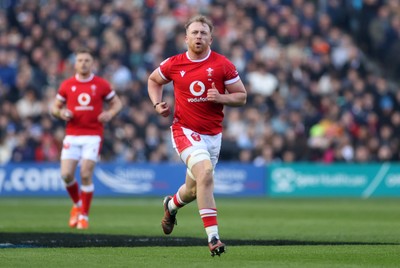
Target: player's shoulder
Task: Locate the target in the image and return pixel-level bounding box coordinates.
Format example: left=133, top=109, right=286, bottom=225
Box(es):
left=93, top=75, right=107, bottom=83
left=210, top=51, right=231, bottom=62
left=93, top=75, right=111, bottom=86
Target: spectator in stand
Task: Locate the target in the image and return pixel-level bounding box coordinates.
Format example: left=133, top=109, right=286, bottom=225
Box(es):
left=0, top=0, right=399, bottom=165
left=0, top=130, right=12, bottom=164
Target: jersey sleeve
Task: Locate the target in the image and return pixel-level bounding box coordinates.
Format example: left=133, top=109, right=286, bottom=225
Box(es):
left=99, top=77, right=115, bottom=101
left=223, top=58, right=240, bottom=85
left=158, top=57, right=172, bottom=81
left=56, top=81, right=68, bottom=102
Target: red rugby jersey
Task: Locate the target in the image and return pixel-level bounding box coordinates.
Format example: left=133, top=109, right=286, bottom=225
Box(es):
left=159, top=50, right=240, bottom=135
left=57, top=73, right=115, bottom=136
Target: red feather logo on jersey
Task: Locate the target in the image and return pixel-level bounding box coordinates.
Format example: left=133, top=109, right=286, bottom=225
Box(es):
left=191, top=132, right=201, bottom=142
left=63, top=142, right=71, bottom=149
left=206, top=67, right=214, bottom=77
left=91, top=84, right=97, bottom=96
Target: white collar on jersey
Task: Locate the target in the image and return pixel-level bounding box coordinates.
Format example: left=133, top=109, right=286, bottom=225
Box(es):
left=75, top=73, right=94, bottom=82
left=186, top=49, right=211, bottom=62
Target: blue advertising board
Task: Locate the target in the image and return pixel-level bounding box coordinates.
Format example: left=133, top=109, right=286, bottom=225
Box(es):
left=0, top=162, right=265, bottom=197
left=2, top=162, right=400, bottom=197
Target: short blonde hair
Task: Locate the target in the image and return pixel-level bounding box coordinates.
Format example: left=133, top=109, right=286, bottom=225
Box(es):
left=74, top=47, right=94, bottom=58
left=185, top=15, right=214, bottom=34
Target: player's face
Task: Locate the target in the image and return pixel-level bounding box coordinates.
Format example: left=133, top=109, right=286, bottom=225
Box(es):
left=74, top=53, right=93, bottom=76
left=185, top=22, right=212, bottom=56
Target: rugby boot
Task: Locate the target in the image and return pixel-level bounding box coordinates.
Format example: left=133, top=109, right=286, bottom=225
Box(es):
left=77, top=216, right=89, bottom=229
left=208, top=236, right=226, bottom=257
left=69, top=205, right=80, bottom=228
left=161, top=196, right=177, bottom=235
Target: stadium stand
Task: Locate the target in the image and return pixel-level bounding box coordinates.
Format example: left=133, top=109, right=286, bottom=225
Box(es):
left=0, top=0, right=399, bottom=164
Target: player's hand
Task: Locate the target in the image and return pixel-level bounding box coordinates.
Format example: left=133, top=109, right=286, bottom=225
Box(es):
left=207, top=83, right=221, bottom=103
left=60, top=109, right=73, bottom=121
left=98, top=111, right=113, bottom=123
left=155, top=102, right=170, bottom=117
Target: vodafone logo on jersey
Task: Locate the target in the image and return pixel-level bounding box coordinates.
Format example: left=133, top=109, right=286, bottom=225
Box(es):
left=189, top=81, right=206, bottom=96
left=187, top=81, right=208, bottom=103
left=75, top=93, right=94, bottom=111
left=78, top=93, right=91, bottom=106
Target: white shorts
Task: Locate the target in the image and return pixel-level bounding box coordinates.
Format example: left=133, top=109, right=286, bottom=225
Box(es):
left=171, top=126, right=222, bottom=168
left=61, top=135, right=102, bottom=162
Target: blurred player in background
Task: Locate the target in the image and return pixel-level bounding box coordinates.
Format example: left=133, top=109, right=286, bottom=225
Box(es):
left=51, top=47, right=122, bottom=229
left=148, top=15, right=247, bottom=256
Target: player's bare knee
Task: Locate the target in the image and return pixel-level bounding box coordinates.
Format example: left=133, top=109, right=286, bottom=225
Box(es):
left=197, top=171, right=214, bottom=188
left=61, top=174, right=74, bottom=184
left=80, top=176, right=92, bottom=185
left=196, top=162, right=213, bottom=178
left=204, top=166, right=214, bottom=177
left=80, top=170, right=93, bottom=183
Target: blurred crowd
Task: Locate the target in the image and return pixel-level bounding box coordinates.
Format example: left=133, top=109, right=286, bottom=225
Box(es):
left=0, top=0, right=399, bottom=165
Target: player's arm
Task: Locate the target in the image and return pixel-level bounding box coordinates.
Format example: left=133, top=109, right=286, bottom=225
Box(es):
left=98, top=94, right=122, bottom=123
left=108, top=94, right=122, bottom=117
left=148, top=69, right=170, bottom=117
left=51, top=98, right=73, bottom=121
left=207, top=80, right=247, bottom=107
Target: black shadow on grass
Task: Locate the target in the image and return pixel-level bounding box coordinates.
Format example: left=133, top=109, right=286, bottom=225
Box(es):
left=0, top=233, right=398, bottom=248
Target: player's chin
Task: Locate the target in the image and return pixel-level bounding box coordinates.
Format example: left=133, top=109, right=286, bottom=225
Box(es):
left=193, top=44, right=204, bottom=51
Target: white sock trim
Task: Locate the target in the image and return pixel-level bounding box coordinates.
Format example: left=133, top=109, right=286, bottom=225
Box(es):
left=81, top=184, right=94, bottom=192
left=65, top=179, right=77, bottom=187
left=205, top=225, right=219, bottom=242
left=78, top=214, right=89, bottom=221
left=199, top=208, right=217, bottom=218
left=168, top=200, right=177, bottom=213
left=176, top=191, right=187, bottom=206
left=169, top=187, right=187, bottom=212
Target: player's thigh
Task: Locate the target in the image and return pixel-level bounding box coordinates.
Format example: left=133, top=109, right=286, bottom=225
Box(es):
left=60, top=159, right=79, bottom=179
left=204, top=133, right=222, bottom=168
left=183, top=133, right=221, bottom=171
left=60, top=136, right=81, bottom=178
left=80, top=137, right=101, bottom=179
left=61, top=136, right=82, bottom=162
left=81, top=136, right=101, bottom=162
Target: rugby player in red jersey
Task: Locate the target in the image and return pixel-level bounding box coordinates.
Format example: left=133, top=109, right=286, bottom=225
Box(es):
left=148, top=15, right=247, bottom=256
left=51, top=47, right=122, bottom=229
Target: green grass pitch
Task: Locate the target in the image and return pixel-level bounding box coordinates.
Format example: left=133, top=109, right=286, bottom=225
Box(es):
left=1, top=197, right=400, bottom=267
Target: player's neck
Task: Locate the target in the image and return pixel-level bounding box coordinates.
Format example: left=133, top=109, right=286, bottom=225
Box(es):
left=187, top=49, right=211, bottom=61
left=75, top=73, right=94, bottom=82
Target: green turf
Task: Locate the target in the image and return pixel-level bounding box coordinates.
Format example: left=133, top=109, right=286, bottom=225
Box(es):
left=1, top=246, right=400, bottom=268
left=1, top=197, right=400, bottom=267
